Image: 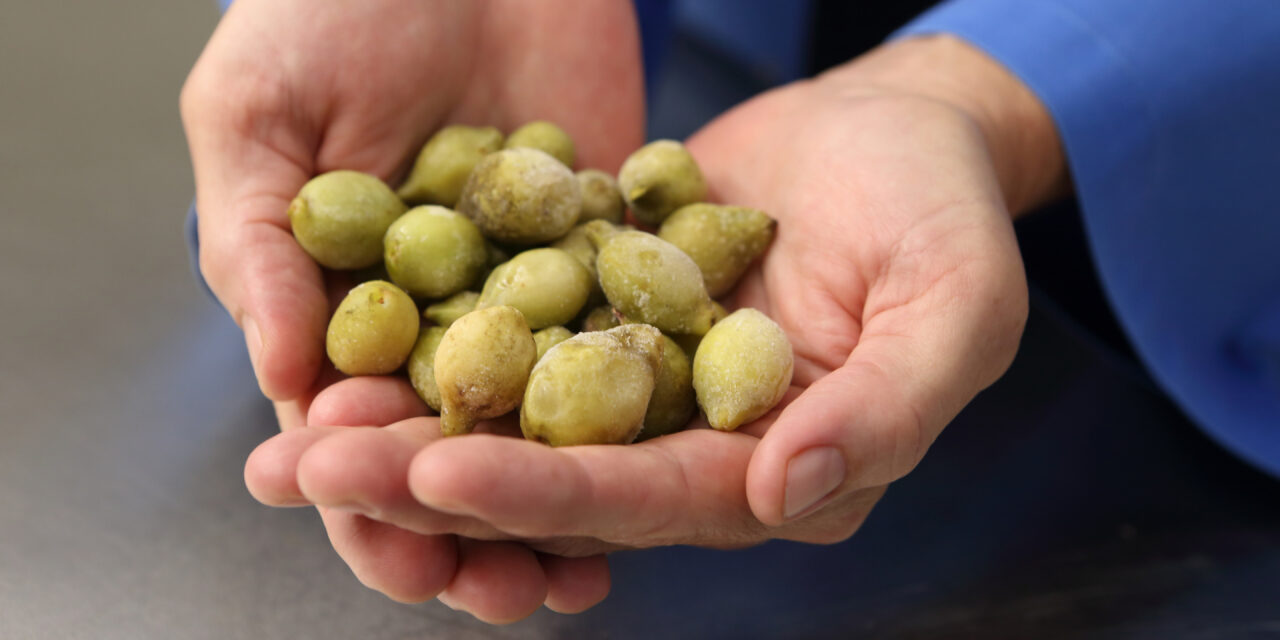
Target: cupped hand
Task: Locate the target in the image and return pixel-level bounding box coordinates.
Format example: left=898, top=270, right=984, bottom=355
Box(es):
left=183, top=0, right=644, bottom=622
left=181, top=0, right=644, bottom=427
left=244, top=35, right=1066, bottom=621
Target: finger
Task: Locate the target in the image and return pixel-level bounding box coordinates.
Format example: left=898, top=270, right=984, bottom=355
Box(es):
left=746, top=236, right=1028, bottom=525
left=539, top=553, right=611, bottom=614
left=244, top=425, right=346, bottom=506
left=437, top=540, right=548, bottom=624
left=320, top=507, right=457, bottom=604
left=182, top=65, right=327, bottom=403
left=295, top=418, right=505, bottom=539
left=407, top=430, right=768, bottom=547
left=307, top=375, right=429, bottom=427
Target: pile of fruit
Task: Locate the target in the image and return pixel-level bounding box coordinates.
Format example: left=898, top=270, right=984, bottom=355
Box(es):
left=289, top=121, right=793, bottom=446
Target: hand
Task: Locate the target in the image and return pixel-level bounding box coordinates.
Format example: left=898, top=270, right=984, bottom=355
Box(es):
left=244, top=35, right=1066, bottom=620
left=181, top=0, right=644, bottom=622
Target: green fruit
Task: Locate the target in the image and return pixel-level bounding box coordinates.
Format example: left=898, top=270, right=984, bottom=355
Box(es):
left=595, top=231, right=716, bottom=335
left=670, top=300, right=728, bottom=358
left=521, top=324, right=664, bottom=446
left=407, top=326, right=448, bottom=411
left=533, top=326, right=574, bottom=361
left=326, top=280, right=420, bottom=375
left=476, top=248, right=593, bottom=329
left=384, top=205, right=487, bottom=299
left=658, top=203, right=775, bottom=298
left=637, top=335, right=696, bottom=441
left=457, top=148, right=581, bottom=245
left=434, top=306, right=536, bottom=436
left=576, top=169, right=625, bottom=223
left=289, top=171, right=407, bottom=270
left=580, top=305, right=621, bottom=332
left=423, top=291, right=479, bottom=327
left=693, top=308, right=793, bottom=431
left=397, top=125, right=504, bottom=207
left=504, top=121, right=576, bottom=168
left=617, top=140, right=707, bottom=226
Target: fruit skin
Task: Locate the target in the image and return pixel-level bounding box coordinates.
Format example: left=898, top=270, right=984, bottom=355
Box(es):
left=434, top=306, right=537, bottom=436
left=397, top=125, right=504, bottom=207
left=521, top=324, right=664, bottom=447
left=670, top=300, right=728, bottom=359
left=637, top=335, right=697, bottom=441
left=384, top=205, right=488, bottom=299
left=595, top=230, right=716, bottom=335
left=579, top=305, right=621, bottom=332
left=532, top=326, right=574, bottom=361
left=692, top=308, right=794, bottom=431
left=504, top=121, right=576, bottom=168
left=407, top=326, right=448, bottom=411
left=576, top=169, right=625, bottom=223
left=289, top=170, right=407, bottom=270
left=422, top=291, right=479, bottom=328
left=456, top=148, right=582, bottom=245
left=616, top=139, right=707, bottom=226
left=658, top=203, right=776, bottom=298
left=326, top=280, right=420, bottom=376
left=476, top=248, right=593, bottom=330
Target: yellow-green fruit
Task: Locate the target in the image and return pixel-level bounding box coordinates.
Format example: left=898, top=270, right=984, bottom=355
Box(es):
left=581, top=218, right=627, bottom=250
left=384, top=206, right=487, bottom=299
left=457, top=148, right=581, bottom=245
left=693, top=308, right=793, bottom=431
left=595, top=230, right=716, bottom=335
left=397, top=125, right=504, bottom=207
left=580, top=305, right=621, bottom=332
left=434, top=306, right=536, bottom=436
left=423, top=291, right=479, bottom=327
left=477, top=248, right=592, bottom=329
left=617, top=140, right=707, bottom=226
left=533, top=326, right=574, bottom=361
left=521, top=324, right=664, bottom=446
left=638, top=335, right=696, bottom=441
left=671, top=300, right=728, bottom=358
left=326, top=280, right=420, bottom=375
left=576, top=169, right=625, bottom=223
left=407, top=326, right=447, bottom=411
left=658, top=203, right=776, bottom=298
left=551, top=222, right=602, bottom=279
left=504, top=121, right=575, bottom=168
left=289, top=171, right=407, bottom=270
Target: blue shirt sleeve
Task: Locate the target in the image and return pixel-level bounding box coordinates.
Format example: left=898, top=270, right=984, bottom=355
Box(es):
left=897, top=0, right=1280, bottom=478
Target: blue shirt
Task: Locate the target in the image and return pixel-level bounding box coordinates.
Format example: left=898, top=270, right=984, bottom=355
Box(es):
left=899, top=0, right=1280, bottom=477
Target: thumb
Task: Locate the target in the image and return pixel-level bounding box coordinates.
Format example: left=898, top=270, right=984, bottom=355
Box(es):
left=745, top=256, right=1027, bottom=526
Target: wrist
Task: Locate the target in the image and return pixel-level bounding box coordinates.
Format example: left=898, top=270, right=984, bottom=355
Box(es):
left=823, top=35, right=1068, bottom=216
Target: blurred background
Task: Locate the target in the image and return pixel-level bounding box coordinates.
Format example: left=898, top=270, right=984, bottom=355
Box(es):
left=2, top=1, right=1276, bottom=639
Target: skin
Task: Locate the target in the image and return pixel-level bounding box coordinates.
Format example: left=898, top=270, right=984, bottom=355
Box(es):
left=183, top=0, right=642, bottom=622
left=190, top=2, right=1064, bottom=622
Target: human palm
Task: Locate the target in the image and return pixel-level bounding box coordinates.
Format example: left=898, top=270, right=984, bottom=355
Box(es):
left=245, top=58, right=1033, bottom=622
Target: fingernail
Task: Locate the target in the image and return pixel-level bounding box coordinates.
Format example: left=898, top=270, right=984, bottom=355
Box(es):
left=243, top=315, right=264, bottom=367
left=784, top=447, right=845, bottom=519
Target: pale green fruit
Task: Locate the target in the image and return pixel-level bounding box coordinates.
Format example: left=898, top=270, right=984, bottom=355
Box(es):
left=434, top=306, right=536, bottom=436
left=579, top=305, right=621, bottom=332
left=637, top=335, right=696, bottom=441
left=576, top=169, right=625, bottom=223
left=407, top=326, right=448, bottom=412
left=289, top=171, right=407, bottom=270
left=521, top=324, right=664, bottom=446
left=595, top=231, right=716, bottom=335
left=670, top=300, right=729, bottom=359
left=456, top=148, right=581, bottom=245
left=384, top=205, right=487, bottom=299
left=422, top=291, right=479, bottom=328
left=693, top=308, right=793, bottom=431
left=326, top=280, right=419, bottom=375
left=476, top=248, right=593, bottom=329
left=617, top=140, right=707, bottom=226
left=533, top=326, right=574, bottom=361
left=504, top=121, right=576, bottom=168
left=397, top=125, right=504, bottom=207
left=658, top=203, right=775, bottom=298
